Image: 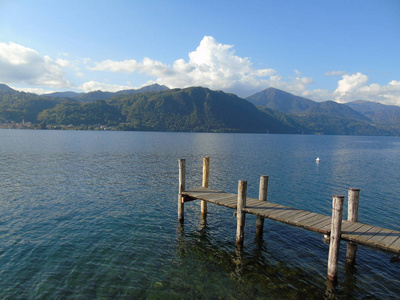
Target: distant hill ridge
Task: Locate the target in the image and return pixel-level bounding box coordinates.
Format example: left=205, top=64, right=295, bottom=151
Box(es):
left=0, top=84, right=19, bottom=95
left=45, top=83, right=169, bottom=101
left=246, top=87, right=369, bottom=121
left=0, top=82, right=399, bottom=135
left=246, top=87, right=315, bottom=113
left=346, top=100, right=400, bottom=126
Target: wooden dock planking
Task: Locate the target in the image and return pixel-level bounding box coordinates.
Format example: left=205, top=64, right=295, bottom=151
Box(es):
left=182, top=187, right=400, bottom=254
left=388, top=236, right=400, bottom=253
left=179, top=158, right=400, bottom=283
left=306, top=216, right=332, bottom=233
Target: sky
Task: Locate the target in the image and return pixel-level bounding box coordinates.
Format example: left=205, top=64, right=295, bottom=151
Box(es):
left=0, top=0, right=399, bottom=105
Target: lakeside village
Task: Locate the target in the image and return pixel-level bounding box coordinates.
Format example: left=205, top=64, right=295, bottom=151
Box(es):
left=0, top=121, right=116, bottom=131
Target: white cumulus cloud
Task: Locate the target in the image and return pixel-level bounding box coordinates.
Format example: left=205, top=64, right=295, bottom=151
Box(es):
left=333, top=73, right=400, bottom=105
left=86, top=36, right=400, bottom=105
left=0, top=42, right=71, bottom=87
left=89, top=36, right=278, bottom=97
left=79, top=80, right=134, bottom=93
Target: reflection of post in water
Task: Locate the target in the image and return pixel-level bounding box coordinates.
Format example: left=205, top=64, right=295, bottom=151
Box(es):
left=325, top=278, right=338, bottom=298
left=176, top=222, right=186, bottom=258
left=343, top=259, right=358, bottom=297
left=232, top=245, right=244, bottom=282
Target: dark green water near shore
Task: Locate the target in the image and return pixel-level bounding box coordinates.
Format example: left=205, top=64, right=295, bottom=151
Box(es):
left=0, top=130, right=399, bottom=299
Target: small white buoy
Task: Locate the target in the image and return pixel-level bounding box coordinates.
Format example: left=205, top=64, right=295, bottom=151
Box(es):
left=316, top=157, right=320, bottom=162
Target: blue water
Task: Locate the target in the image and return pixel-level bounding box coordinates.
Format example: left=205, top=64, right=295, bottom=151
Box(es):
left=0, top=130, right=399, bottom=299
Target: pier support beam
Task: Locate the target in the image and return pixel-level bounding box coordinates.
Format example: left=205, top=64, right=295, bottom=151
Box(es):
left=327, top=195, right=345, bottom=282
left=346, top=188, right=360, bottom=264
left=255, top=176, right=269, bottom=238
left=236, top=180, right=247, bottom=246
left=178, top=159, right=186, bottom=223
left=201, top=157, right=210, bottom=218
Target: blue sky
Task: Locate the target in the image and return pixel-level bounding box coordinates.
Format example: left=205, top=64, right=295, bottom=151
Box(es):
left=0, top=0, right=399, bottom=105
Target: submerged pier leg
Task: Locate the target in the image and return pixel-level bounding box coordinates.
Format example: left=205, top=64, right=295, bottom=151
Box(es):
left=201, top=157, right=210, bottom=219
left=346, top=188, right=360, bottom=264
left=236, top=180, right=247, bottom=246
left=255, top=176, right=269, bottom=238
left=327, top=195, right=344, bottom=282
left=178, top=159, right=186, bottom=223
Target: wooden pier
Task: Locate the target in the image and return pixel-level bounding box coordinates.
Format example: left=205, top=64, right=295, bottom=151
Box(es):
left=178, top=158, right=400, bottom=282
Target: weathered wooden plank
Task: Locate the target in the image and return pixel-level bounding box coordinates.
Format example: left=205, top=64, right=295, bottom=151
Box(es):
left=352, top=225, right=384, bottom=245
left=296, top=214, right=327, bottom=229
left=273, top=208, right=309, bottom=222
left=194, top=193, right=235, bottom=203
left=214, top=196, right=239, bottom=208
left=387, top=235, right=400, bottom=253
left=308, top=216, right=332, bottom=233
left=291, top=211, right=316, bottom=224
left=366, top=229, right=394, bottom=247
left=342, top=224, right=376, bottom=242
left=183, top=186, right=400, bottom=254
left=275, top=210, right=318, bottom=226
left=375, top=232, right=400, bottom=249
left=282, top=210, right=315, bottom=227
left=265, top=206, right=302, bottom=220
left=246, top=198, right=281, bottom=209
left=197, top=192, right=234, bottom=201
left=303, top=214, right=330, bottom=229
left=282, top=209, right=311, bottom=221
left=301, top=214, right=326, bottom=231
left=341, top=222, right=364, bottom=235
left=355, top=226, right=382, bottom=243
left=318, top=221, right=332, bottom=234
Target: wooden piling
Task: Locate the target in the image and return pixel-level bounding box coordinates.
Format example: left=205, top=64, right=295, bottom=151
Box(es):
left=347, top=188, right=360, bottom=222
left=255, top=175, right=269, bottom=237
left=178, top=159, right=186, bottom=223
left=327, top=195, right=344, bottom=282
left=346, top=188, right=360, bottom=264
left=201, top=157, right=210, bottom=217
left=236, top=180, right=247, bottom=246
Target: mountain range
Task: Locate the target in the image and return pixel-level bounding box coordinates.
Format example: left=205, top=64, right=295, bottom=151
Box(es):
left=44, top=83, right=169, bottom=101
left=0, top=83, right=399, bottom=135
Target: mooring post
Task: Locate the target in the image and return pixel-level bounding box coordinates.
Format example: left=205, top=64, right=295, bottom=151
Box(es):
left=255, top=175, right=269, bottom=237
left=327, top=195, right=345, bottom=282
left=178, top=159, right=186, bottom=223
left=201, top=157, right=210, bottom=218
left=346, top=188, right=360, bottom=264
left=236, top=180, right=247, bottom=246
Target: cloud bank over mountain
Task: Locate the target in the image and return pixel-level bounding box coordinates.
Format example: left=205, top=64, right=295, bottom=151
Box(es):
left=1, top=37, right=400, bottom=106
left=0, top=42, right=71, bottom=88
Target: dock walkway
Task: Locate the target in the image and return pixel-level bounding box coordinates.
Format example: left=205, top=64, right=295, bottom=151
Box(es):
left=183, top=187, right=400, bottom=255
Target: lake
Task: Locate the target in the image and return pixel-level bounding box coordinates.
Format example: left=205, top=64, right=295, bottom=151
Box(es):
left=0, top=129, right=399, bottom=299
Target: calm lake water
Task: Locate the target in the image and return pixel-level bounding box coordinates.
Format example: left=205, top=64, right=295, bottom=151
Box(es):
left=0, top=129, right=399, bottom=299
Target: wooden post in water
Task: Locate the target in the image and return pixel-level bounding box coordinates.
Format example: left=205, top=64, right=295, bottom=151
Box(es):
left=255, top=175, right=269, bottom=237
left=327, top=195, right=344, bottom=282
left=201, top=157, right=210, bottom=218
left=178, top=159, right=186, bottom=223
left=236, top=180, right=247, bottom=246
left=346, top=188, right=360, bottom=264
